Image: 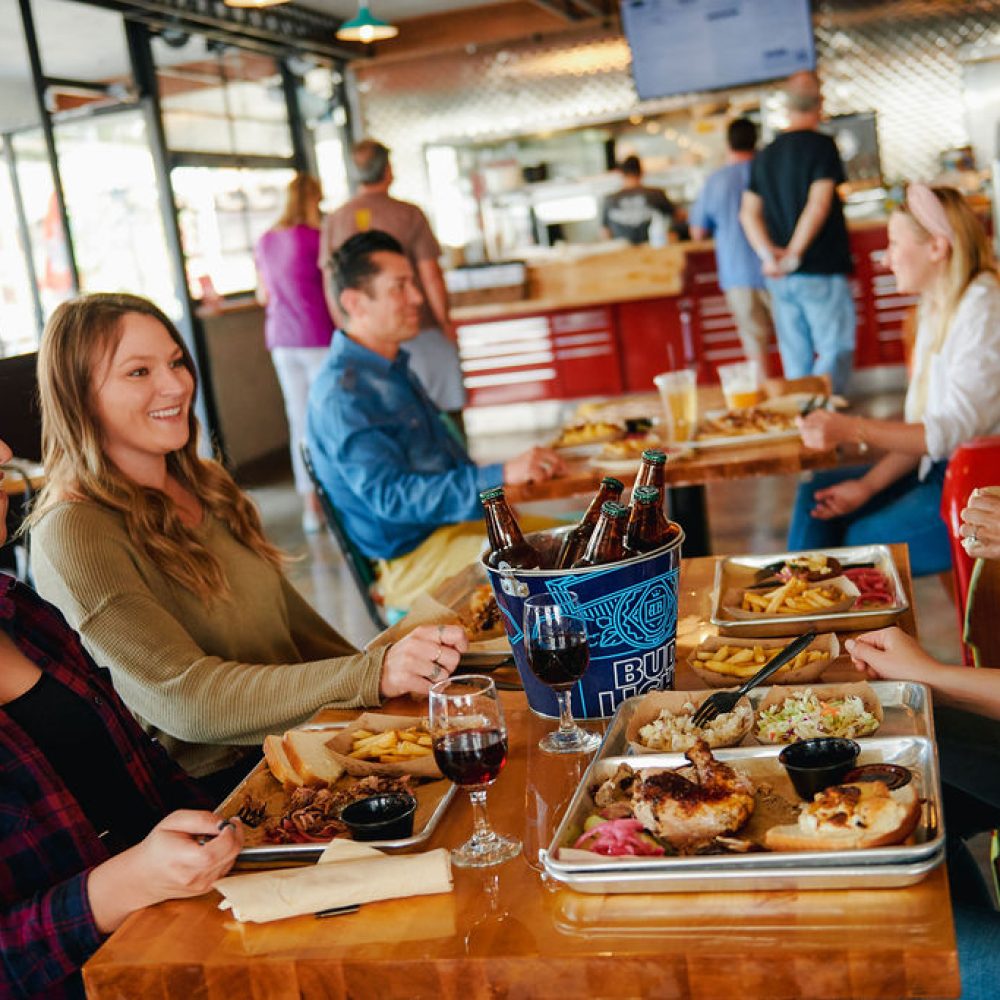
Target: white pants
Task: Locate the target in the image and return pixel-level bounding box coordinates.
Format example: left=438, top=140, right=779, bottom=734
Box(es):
left=270, top=346, right=329, bottom=495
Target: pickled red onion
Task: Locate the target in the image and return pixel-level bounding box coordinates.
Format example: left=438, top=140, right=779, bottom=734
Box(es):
left=573, top=818, right=665, bottom=856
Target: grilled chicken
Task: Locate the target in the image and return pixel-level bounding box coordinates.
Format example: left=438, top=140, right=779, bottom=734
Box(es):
left=631, top=740, right=755, bottom=850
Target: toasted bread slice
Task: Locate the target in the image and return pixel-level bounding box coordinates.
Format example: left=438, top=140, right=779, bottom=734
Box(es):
left=263, top=734, right=304, bottom=789
left=282, top=730, right=346, bottom=787
left=765, top=780, right=920, bottom=852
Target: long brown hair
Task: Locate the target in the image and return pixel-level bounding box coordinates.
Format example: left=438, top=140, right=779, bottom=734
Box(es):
left=275, top=173, right=323, bottom=229
left=27, top=293, right=284, bottom=599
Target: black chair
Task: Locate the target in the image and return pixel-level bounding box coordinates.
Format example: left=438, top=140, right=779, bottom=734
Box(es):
left=300, top=442, right=388, bottom=632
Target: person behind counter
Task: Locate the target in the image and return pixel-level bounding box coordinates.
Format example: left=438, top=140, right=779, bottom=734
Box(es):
left=845, top=489, right=1000, bottom=1000
left=690, top=117, right=774, bottom=373
left=307, top=230, right=565, bottom=612
left=26, top=292, right=467, bottom=799
left=0, top=435, right=243, bottom=1000
left=788, top=184, right=1000, bottom=577
left=601, top=155, right=676, bottom=246
left=255, top=173, right=334, bottom=535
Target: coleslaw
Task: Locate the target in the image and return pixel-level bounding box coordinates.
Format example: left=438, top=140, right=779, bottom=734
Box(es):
left=755, top=689, right=879, bottom=743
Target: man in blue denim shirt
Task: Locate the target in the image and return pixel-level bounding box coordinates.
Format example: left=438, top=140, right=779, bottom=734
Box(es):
left=307, top=231, right=564, bottom=609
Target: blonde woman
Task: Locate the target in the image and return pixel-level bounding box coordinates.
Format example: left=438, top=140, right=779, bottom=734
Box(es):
left=28, top=293, right=466, bottom=798
left=789, top=185, right=1000, bottom=576
left=255, top=173, right=333, bottom=532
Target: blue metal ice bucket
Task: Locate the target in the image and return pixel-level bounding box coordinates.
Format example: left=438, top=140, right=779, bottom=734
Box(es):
left=482, top=526, right=684, bottom=719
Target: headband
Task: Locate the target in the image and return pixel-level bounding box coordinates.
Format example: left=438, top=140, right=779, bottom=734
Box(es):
left=906, top=183, right=954, bottom=246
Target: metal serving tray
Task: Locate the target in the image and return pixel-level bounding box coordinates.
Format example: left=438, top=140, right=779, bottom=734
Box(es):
left=710, top=544, right=909, bottom=638
left=541, top=684, right=944, bottom=893
left=219, top=723, right=457, bottom=865
left=541, top=846, right=945, bottom=895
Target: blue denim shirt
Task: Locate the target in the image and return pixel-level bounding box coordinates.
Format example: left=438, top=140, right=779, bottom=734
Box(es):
left=306, top=331, right=503, bottom=560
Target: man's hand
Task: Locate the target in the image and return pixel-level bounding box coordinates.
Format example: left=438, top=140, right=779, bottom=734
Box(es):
left=960, top=487, right=1000, bottom=559
left=503, top=446, right=566, bottom=485
left=797, top=410, right=855, bottom=451
left=380, top=624, right=468, bottom=698
left=810, top=477, right=873, bottom=520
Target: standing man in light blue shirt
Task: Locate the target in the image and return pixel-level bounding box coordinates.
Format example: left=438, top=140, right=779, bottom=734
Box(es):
left=689, top=118, right=773, bottom=372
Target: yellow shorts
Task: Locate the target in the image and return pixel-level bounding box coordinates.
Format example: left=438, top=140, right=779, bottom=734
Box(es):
left=375, top=516, right=559, bottom=611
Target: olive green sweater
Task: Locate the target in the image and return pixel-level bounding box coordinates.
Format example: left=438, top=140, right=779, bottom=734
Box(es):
left=31, top=502, right=386, bottom=778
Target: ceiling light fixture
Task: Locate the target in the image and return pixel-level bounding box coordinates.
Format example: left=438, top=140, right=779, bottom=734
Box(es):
left=336, top=4, right=398, bottom=43
left=224, top=0, right=289, bottom=9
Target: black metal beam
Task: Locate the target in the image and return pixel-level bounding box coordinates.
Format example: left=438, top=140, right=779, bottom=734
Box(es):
left=2, top=139, right=44, bottom=337
left=570, top=0, right=604, bottom=17
left=17, top=0, right=81, bottom=294
left=279, top=60, right=310, bottom=174
left=93, top=0, right=359, bottom=60
left=124, top=18, right=222, bottom=458
left=527, top=0, right=586, bottom=21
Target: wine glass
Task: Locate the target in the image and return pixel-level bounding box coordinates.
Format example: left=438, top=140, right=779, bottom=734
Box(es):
left=429, top=675, right=521, bottom=868
left=523, top=592, right=602, bottom=754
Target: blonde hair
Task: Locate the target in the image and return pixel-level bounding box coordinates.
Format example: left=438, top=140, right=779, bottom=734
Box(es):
left=897, top=186, right=996, bottom=346
left=28, top=293, right=284, bottom=600
left=275, top=173, right=323, bottom=229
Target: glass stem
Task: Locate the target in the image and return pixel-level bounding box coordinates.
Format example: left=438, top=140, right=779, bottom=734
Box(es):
left=557, top=689, right=577, bottom=734
left=468, top=788, right=495, bottom=846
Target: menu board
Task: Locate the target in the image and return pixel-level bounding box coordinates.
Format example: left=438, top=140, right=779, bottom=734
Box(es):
left=621, top=0, right=815, bottom=101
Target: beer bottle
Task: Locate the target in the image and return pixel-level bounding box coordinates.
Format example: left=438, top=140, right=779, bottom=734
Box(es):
left=480, top=487, right=542, bottom=569
left=555, top=476, right=625, bottom=569
left=572, top=501, right=628, bottom=569
left=634, top=449, right=667, bottom=496
left=626, top=486, right=678, bottom=553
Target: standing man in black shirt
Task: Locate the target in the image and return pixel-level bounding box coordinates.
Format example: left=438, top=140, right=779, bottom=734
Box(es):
left=601, top=155, right=675, bottom=245
left=739, top=71, right=855, bottom=395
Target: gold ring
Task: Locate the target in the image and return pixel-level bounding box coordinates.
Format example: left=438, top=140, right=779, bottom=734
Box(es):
left=971, top=526, right=979, bottom=544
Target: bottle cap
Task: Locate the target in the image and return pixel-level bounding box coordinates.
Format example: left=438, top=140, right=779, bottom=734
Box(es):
left=633, top=486, right=660, bottom=503
left=601, top=501, right=629, bottom=519
left=479, top=486, right=505, bottom=502
left=601, top=477, right=625, bottom=490
left=641, top=450, right=667, bottom=465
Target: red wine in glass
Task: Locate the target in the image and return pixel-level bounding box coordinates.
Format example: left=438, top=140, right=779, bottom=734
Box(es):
left=528, top=635, right=590, bottom=690
left=433, top=728, right=508, bottom=786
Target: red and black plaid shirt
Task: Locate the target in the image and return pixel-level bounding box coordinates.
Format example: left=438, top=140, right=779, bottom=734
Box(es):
left=0, top=573, right=209, bottom=998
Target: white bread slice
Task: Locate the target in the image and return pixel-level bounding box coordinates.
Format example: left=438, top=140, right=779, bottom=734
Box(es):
left=282, top=730, right=346, bottom=787
left=765, top=781, right=920, bottom=852
left=263, top=735, right=304, bottom=789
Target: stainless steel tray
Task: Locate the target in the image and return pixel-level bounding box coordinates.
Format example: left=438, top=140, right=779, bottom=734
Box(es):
left=541, top=684, right=944, bottom=892
left=710, top=544, right=909, bottom=637
left=542, top=846, right=945, bottom=895
left=219, top=723, right=457, bottom=865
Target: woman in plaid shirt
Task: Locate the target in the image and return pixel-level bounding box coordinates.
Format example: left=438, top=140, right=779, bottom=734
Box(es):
left=0, top=436, right=242, bottom=998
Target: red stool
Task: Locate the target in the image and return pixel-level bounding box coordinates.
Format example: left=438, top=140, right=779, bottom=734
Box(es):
left=940, top=435, right=1000, bottom=663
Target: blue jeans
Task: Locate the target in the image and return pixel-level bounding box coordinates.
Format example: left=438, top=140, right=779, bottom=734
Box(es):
left=766, top=273, right=856, bottom=395
left=787, top=463, right=951, bottom=577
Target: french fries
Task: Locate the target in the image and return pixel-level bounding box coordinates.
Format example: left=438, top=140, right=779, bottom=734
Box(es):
left=741, top=578, right=842, bottom=615
left=348, top=726, right=434, bottom=763
left=694, top=643, right=829, bottom=679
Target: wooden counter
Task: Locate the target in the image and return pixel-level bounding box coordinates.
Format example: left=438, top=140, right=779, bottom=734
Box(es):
left=83, top=548, right=958, bottom=1000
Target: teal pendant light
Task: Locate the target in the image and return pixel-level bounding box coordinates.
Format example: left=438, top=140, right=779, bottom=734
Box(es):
left=336, top=4, right=399, bottom=43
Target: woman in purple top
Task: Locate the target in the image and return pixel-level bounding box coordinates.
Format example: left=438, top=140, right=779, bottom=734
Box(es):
left=255, top=174, right=334, bottom=532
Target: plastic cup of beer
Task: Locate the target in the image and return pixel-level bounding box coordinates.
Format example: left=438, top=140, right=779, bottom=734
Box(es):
left=718, top=361, right=764, bottom=410
left=653, top=369, right=697, bottom=443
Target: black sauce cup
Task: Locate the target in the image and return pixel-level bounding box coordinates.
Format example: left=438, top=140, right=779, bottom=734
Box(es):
left=778, top=738, right=861, bottom=801
left=340, top=793, right=418, bottom=841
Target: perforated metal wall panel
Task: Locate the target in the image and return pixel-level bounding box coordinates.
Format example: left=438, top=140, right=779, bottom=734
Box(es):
left=354, top=1, right=1000, bottom=212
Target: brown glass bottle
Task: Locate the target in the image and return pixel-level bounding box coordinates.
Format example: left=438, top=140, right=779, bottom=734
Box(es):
left=572, top=501, right=628, bottom=569
left=634, top=449, right=667, bottom=497
left=625, top=486, right=677, bottom=554
left=555, top=476, right=624, bottom=569
left=480, top=487, right=542, bottom=569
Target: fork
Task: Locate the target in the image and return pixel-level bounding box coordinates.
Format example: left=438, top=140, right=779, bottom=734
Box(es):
left=690, top=629, right=818, bottom=727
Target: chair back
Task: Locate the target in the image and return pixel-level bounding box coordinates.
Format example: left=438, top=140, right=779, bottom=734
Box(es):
left=0, top=352, right=41, bottom=462
left=300, top=443, right=387, bottom=632
left=940, top=435, right=1000, bottom=662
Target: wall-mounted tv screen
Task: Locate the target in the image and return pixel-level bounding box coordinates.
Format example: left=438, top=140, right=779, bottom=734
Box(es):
left=621, top=0, right=816, bottom=102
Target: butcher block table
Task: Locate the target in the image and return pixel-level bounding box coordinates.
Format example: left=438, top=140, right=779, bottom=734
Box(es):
left=83, top=546, right=959, bottom=1000
left=505, top=389, right=861, bottom=558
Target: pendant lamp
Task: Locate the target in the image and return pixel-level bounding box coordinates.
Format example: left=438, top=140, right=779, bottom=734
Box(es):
left=336, top=4, right=398, bottom=43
